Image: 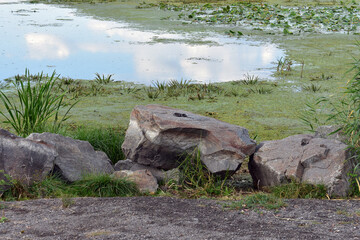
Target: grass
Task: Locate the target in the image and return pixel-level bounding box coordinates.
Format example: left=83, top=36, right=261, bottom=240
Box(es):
left=241, top=74, right=259, bottom=85
left=166, top=150, right=235, bottom=198
left=302, top=83, right=322, bottom=92
left=94, top=73, right=114, bottom=85
left=224, top=192, right=286, bottom=210
left=269, top=181, right=328, bottom=199
left=0, top=216, right=8, bottom=223
left=70, top=174, right=140, bottom=197
left=300, top=43, right=360, bottom=196
left=0, top=174, right=140, bottom=201
left=66, top=126, right=126, bottom=164
left=0, top=69, right=77, bottom=137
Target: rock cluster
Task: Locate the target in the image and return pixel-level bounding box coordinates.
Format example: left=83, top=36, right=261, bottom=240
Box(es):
left=0, top=103, right=355, bottom=197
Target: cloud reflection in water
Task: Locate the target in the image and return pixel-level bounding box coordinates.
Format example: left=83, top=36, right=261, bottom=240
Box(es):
left=0, top=2, right=285, bottom=84
left=25, top=34, right=70, bottom=60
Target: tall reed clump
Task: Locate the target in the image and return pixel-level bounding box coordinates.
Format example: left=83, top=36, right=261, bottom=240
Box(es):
left=0, top=70, right=77, bottom=137
left=341, top=53, right=360, bottom=195
left=300, top=45, right=360, bottom=195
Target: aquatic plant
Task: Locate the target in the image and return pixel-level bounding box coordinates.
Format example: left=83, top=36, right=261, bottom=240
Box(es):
left=0, top=70, right=77, bottom=137
left=168, top=79, right=193, bottom=90
left=152, top=80, right=167, bottom=91
left=90, top=81, right=105, bottom=96
left=241, top=73, right=259, bottom=85
left=276, top=57, right=293, bottom=75
left=155, top=2, right=360, bottom=35
left=302, top=83, right=322, bottom=92
left=94, top=73, right=114, bottom=85
left=60, top=77, right=75, bottom=85
left=248, top=86, right=273, bottom=94
left=310, top=73, right=333, bottom=81
left=144, top=87, right=161, bottom=100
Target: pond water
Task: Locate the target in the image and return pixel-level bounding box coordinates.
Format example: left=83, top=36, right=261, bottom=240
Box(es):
left=0, top=1, right=285, bottom=84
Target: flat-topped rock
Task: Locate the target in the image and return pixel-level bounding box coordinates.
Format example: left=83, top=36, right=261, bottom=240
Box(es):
left=122, top=104, right=256, bottom=175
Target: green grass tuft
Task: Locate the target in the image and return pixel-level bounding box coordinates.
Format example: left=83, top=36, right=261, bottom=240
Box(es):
left=225, top=193, right=286, bottom=210
left=68, top=126, right=126, bottom=164
left=70, top=174, right=140, bottom=197
left=167, top=149, right=234, bottom=198
left=0, top=69, right=77, bottom=137
left=269, top=181, right=328, bottom=199
left=1, top=174, right=140, bottom=201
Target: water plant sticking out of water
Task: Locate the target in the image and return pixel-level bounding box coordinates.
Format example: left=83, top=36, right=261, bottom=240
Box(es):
left=151, top=2, right=360, bottom=34
left=310, top=73, right=333, bottom=81
left=241, top=73, right=260, bottom=85
left=94, top=73, right=114, bottom=85
left=276, top=57, right=293, bottom=76
left=248, top=86, right=273, bottom=94
left=144, top=87, right=161, bottom=100
left=302, top=83, right=322, bottom=92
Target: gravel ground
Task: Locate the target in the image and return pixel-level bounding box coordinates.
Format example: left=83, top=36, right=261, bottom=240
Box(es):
left=0, top=196, right=359, bottom=239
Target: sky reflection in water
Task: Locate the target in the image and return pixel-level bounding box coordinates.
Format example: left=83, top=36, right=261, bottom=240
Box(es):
left=0, top=2, right=284, bottom=84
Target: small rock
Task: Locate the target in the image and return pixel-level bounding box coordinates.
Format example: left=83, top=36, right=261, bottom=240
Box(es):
left=112, top=170, right=158, bottom=194
left=114, top=159, right=180, bottom=183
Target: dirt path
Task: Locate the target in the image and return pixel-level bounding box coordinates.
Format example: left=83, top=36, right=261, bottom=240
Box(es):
left=0, top=197, right=359, bottom=239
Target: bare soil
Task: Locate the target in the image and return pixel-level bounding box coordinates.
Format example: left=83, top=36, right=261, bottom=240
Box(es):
left=0, top=196, right=359, bottom=239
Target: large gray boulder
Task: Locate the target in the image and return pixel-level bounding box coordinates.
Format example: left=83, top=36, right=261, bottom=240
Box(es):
left=27, top=132, right=114, bottom=182
left=249, top=134, right=353, bottom=197
left=122, top=104, right=256, bottom=175
left=0, top=129, right=57, bottom=191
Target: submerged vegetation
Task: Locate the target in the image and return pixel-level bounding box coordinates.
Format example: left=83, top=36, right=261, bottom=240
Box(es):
left=139, top=1, right=360, bottom=35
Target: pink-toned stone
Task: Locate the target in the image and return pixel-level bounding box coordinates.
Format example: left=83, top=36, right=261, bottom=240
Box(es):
left=122, top=104, right=256, bottom=175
